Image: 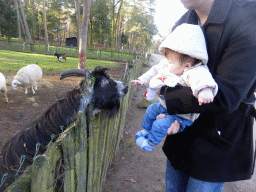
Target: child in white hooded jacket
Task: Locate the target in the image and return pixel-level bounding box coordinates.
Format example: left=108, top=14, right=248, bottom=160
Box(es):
left=131, top=23, right=218, bottom=151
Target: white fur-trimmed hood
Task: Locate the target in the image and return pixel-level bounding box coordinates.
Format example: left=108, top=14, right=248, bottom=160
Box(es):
left=159, top=23, right=208, bottom=65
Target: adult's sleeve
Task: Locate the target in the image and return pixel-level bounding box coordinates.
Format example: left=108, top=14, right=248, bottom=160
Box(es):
left=160, top=85, right=224, bottom=115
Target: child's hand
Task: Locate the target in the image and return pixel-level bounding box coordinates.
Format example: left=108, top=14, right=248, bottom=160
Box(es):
left=156, top=114, right=166, bottom=119
left=155, top=88, right=161, bottom=96
left=198, top=88, right=214, bottom=105
left=131, top=80, right=144, bottom=86
left=167, top=120, right=180, bottom=135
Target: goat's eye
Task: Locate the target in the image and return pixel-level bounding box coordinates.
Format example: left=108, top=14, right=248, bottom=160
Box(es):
left=101, top=79, right=109, bottom=87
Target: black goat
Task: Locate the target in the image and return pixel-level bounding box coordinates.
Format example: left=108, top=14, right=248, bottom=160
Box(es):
left=0, top=66, right=128, bottom=190
left=53, top=52, right=66, bottom=62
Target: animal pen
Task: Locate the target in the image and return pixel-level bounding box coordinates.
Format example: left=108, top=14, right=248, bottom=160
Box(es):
left=2, top=59, right=143, bottom=192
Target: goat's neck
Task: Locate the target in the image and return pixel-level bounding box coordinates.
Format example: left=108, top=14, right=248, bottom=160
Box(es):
left=78, top=82, right=94, bottom=115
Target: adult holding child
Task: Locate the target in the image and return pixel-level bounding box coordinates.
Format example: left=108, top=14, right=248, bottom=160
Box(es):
left=160, top=0, right=256, bottom=191
left=131, top=23, right=218, bottom=152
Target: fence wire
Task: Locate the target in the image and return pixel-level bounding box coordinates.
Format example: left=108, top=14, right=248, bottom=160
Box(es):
left=0, top=125, right=66, bottom=190
left=0, top=56, right=144, bottom=191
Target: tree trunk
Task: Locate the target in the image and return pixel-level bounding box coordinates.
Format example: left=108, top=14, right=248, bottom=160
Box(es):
left=110, top=0, right=115, bottom=54
left=78, top=0, right=91, bottom=69
left=76, top=0, right=80, bottom=49
left=13, top=0, right=22, bottom=43
left=43, top=0, right=48, bottom=47
left=17, top=3, right=26, bottom=42
left=20, top=16, right=26, bottom=42
left=89, top=14, right=93, bottom=48
left=18, top=0, right=33, bottom=50
left=37, top=8, right=40, bottom=43
left=130, top=32, right=134, bottom=51
left=110, top=0, right=124, bottom=54
left=31, top=0, right=36, bottom=43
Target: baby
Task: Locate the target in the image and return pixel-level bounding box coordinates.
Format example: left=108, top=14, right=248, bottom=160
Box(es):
left=131, top=23, right=218, bottom=151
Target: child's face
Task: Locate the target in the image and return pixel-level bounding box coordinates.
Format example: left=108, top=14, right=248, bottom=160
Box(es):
left=167, top=54, right=186, bottom=76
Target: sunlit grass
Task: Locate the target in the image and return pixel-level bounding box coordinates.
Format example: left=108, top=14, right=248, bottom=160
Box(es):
left=0, top=50, right=118, bottom=75
left=0, top=39, right=135, bottom=61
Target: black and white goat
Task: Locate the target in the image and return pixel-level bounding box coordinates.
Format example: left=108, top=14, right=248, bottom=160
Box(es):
left=53, top=52, right=66, bottom=62
left=0, top=66, right=128, bottom=190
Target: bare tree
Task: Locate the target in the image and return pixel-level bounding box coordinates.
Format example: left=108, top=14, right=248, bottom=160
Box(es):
left=13, top=0, right=22, bottom=43
left=43, top=0, right=48, bottom=47
left=16, top=0, right=26, bottom=42
left=78, top=0, right=91, bottom=69
left=18, top=0, right=33, bottom=50
left=76, top=0, right=80, bottom=49
left=110, top=0, right=124, bottom=53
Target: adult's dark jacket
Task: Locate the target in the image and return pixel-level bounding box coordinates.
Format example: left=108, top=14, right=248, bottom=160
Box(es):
left=161, top=0, right=256, bottom=182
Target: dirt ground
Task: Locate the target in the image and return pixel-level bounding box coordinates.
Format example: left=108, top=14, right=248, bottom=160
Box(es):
left=102, top=54, right=167, bottom=192
left=102, top=85, right=167, bottom=192
left=0, top=63, right=127, bottom=152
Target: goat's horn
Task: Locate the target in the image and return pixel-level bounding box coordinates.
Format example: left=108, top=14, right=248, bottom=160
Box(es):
left=60, top=69, right=90, bottom=80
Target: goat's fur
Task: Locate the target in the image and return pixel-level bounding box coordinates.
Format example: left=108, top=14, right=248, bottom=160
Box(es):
left=54, top=52, right=66, bottom=62
left=0, top=72, right=8, bottom=102
left=0, top=66, right=128, bottom=190
left=12, top=64, right=43, bottom=95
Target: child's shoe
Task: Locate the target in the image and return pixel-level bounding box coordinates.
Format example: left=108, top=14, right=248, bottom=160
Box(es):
left=135, top=129, right=149, bottom=139
left=136, top=137, right=155, bottom=152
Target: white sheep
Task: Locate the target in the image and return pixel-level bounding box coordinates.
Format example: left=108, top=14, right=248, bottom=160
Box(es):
left=12, top=64, right=43, bottom=95
left=0, top=72, right=8, bottom=102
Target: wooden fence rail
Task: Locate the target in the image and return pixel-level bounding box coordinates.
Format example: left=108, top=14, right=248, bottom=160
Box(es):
left=4, top=59, right=143, bottom=192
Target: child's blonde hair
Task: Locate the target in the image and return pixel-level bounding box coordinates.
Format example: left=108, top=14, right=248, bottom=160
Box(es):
left=161, top=48, right=200, bottom=66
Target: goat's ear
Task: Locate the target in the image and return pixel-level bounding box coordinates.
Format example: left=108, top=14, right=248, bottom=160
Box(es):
left=60, top=69, right=90, bottom=80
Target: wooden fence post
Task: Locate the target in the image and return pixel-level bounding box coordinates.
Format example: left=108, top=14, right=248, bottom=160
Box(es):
left=4, top=167, right=32, bottom=192
left=30, top=142, right=62, bottom=192
left=73, top=112, right=88, bottom=192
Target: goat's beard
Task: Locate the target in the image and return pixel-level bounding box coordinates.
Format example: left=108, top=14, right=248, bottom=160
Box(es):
left=93, top=99, right=121, bottom=117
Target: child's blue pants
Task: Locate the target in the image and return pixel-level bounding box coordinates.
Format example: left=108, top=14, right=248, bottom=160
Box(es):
left=142, top=102, right=193, bottom=145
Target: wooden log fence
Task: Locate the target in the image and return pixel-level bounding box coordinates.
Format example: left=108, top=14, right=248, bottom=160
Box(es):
left=4, top=58, right=143, bottom=192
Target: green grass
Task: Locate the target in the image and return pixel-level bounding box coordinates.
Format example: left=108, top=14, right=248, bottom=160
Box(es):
left=0, top=50, right=118, bottom=75
left=1, top=37, right=21, bottom=42
left=0, top=39, right=135, bottom=61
